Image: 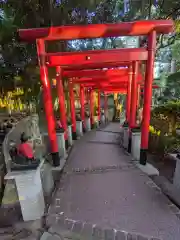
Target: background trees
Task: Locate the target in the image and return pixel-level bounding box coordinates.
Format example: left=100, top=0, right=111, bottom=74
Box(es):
left=0, top=0, right=180, bottom=109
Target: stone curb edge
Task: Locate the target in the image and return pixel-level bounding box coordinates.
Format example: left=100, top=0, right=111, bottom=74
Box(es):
left=46, top=213, right=161, bottom=240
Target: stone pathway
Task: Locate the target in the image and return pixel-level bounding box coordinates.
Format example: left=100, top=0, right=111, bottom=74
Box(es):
left=45, top=123, right=180, bottom=240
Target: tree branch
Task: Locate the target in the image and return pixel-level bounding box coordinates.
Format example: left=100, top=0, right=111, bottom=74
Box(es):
left=157, top=33, right=180, bottom=51
left=163, top=4, right=180, bottom=19
left=148, top=0, right=152, bottom=19
left=159, top=0, right=165, bottom=10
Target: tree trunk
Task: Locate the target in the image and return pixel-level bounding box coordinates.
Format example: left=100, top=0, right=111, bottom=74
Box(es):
left=170, top=60, right=176, bottom=73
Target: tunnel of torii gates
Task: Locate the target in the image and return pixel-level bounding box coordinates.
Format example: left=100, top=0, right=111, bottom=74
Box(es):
left=19, top=19, right=173, bottom=166
left=74, top=77, right=159, bottom=128
left=70, top=73, right=143, bottom=124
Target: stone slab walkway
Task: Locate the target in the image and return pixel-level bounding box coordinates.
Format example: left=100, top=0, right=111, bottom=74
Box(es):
left=46, top=123, right=180, bottom=240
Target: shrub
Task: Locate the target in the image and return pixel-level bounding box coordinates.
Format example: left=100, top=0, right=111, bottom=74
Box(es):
left=151, top=100, right=180, bottom=135
left=149, top=100, right=180, bottom=155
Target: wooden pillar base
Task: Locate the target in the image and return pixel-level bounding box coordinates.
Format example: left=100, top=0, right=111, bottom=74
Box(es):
left=140, top=148, right=147, bottom=165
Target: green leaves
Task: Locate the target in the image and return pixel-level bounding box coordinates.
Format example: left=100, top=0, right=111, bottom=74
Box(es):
left=167, top=71, right=180, bottom=82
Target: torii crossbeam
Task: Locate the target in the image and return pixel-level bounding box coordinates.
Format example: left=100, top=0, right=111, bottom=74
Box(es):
left=63, top=69, right=129, bottom=78
left=19, top=20, right=173, bottom=41
left=46, top=48, right=148, bottom=68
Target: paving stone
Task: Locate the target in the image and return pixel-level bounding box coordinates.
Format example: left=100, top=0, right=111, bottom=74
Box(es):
left=136, top=234, right=148, bottom=240
left=47, top=235, right=61, bottom=240
left=55, top=199, right=61, bottom=206
left=152, top=187, right=161, bottom=194
left=48, top=227, right=59, bottom=235
left=0, top=234, right=13, bottom=240
left=56, top=213, right=65, bottom=227
left=168, top=204, right=180, bottom=214
left=13, top=229, right=32, bottom=239
left=126, top=233, right=136, bottom=240
left=104, top=228, right=115, bottom=240
left=48, top=226, right=71, bottom=239
left=115, top=230, right=126, bottom=240
left=81, top=223, right=93, bottom=237
left=64, top=219, right=74, bottom=231
left=46, top=215, right=58, bottom=227
left=30, top=219, right=43, bottom=230
left=93, top=225, right=104, bottom=239
left=175, top=212, right=180, bottom=219
left=40, top=232, right=53, bottom=240
left=24, top=231, right=41, bottom=240
left=25, top=236, right=38, bottom=240
left=72, top=221, right=83, bottom=233
left=48, top=205, right=61, bottom=215
left=0, top=227, right=14, bottom=235
left=150, top=238, right=161, bottom=240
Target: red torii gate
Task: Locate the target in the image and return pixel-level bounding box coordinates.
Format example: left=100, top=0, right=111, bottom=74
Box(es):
left=83, top=82, right=129, bottom=127
left=56, top=52, right=133, bottom=148
left=83, top=82, right=159, bottom=114
left=62, top=55, right=134, bottom=144
left=90, top=83, right=159, bottom=126
left=19, top=20, right=173, bottom=166
left=66, top=62, right=139, bottom=136
left=67, top=67, right=135, bottom=135
left=71, top=71, right=143, bottom=125
left=69, top=71, right=143, bottom=129
left=67, top=69, right=134, bottom=128
left=70, top=69, right=156, bottom=129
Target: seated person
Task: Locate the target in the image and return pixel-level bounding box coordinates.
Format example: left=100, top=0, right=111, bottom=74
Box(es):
left=17, top=132, right=34, bottom=160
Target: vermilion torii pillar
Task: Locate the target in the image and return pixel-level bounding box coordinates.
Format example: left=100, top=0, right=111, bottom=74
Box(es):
left=104, top=94, right=108, bottom=121
left=97, top=90, right=101, bottom=123
left=137, top=83, right=141, bottom=109
left=68, top=81, right=77, bottom=140
left=36, top=39, right=59, bottom=166
left=89, top=89, right=95, bottom=128
left=130, top=61, right=139, bottom=129
left=80, top=85, right=86, bottom=131
left=127, top=61, right=138, bottom=152
left=140, top=31, right=156, bottom=165
left=56, top=66, right=68, bottom=149
left=126, top=65, right=132, bottom=123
